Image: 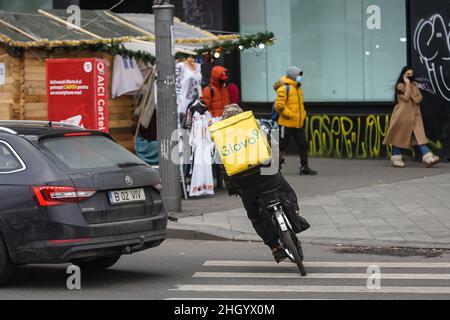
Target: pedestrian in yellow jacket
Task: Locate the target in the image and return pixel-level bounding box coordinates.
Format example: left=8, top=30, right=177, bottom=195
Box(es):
left=274, top=67, right=317, bottom=175
left=274, top=77, right=307, bottom=129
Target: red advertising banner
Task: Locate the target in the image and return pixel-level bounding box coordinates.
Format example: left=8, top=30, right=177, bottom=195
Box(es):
left=46, top=58, right=109, bottom=132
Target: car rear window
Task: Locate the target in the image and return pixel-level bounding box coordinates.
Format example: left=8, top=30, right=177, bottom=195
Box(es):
left=0, top=141, right=25, bottom=173
left=40, top=135, right=149, bottom=171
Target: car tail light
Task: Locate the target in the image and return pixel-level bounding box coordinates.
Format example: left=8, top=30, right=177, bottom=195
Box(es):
left=33, top=186, right=96, bottom=207
left=48, top=238, right=91, bottom=244
left=63, top=132, right=91, bottom=137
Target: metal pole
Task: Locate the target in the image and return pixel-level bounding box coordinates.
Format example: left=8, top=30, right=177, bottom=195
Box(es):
left=153, top=0, right=182, bottom=213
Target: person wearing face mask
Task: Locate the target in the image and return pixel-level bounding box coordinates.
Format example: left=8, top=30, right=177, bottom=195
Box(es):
left=274, top=66, right=317, bottom=175
left=383, top=66, right=439, bottom=168
left=202, top=66, right=231, bottom=118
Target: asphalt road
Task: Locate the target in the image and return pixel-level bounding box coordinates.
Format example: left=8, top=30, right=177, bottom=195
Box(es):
left=1, top=239, right=450, bottom=300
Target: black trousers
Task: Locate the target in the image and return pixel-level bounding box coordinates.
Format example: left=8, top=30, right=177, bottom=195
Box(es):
left=237, top=172, right=299, bottom=249
left=279, top=126, right=309, bottom=168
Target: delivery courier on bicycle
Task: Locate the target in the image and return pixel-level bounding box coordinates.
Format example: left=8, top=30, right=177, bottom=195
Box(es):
left=208, top=104, right=310, bottom=264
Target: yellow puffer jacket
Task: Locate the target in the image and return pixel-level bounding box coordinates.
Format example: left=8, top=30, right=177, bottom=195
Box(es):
left=274, top=77, right=306, bottom=129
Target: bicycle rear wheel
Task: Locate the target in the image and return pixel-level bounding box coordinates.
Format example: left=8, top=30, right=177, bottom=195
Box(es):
left=281, top=230, right=307, bottom=276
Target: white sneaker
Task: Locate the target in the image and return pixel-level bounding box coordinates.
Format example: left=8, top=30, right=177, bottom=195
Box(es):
left=422, top=152, right=439, bottom=168
left=391, top=155, right=405, bottom=168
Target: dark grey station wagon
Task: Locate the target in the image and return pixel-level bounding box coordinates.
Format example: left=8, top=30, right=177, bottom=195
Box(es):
left=0, top=121, right=167, bottom=284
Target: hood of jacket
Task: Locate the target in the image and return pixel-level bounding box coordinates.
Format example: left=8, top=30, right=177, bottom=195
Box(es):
left=210, top=66, right=227, bottom=86
left=273, top=76, right=298, bottom=91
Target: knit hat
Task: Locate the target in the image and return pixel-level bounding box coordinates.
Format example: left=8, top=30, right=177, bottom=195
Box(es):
left=286, top=66, right=302, bottom=81
left=222, top=104, right=243, bottom=119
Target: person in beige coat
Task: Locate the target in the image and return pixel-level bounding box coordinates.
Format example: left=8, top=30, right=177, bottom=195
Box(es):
left=383, top=66, right=439, bottom=168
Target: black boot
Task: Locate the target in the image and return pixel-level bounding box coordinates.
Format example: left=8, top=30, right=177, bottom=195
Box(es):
left=271, top=246, right=287, bottom=263
left=299, top=166, right=317, bottom=175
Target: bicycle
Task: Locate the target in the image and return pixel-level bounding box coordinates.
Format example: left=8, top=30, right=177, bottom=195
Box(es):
left=259, top=188, right=307, bottom=276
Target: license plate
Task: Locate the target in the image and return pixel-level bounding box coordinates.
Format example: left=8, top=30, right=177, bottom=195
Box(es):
left=108, top=188, right=146, bottom=205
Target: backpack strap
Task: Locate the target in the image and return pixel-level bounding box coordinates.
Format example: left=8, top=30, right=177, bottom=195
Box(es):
left=209, top=84, right=214, bottom=100
left=272, top=83, right=291, bottom=122
left=285, top=84, right=290, bottom=102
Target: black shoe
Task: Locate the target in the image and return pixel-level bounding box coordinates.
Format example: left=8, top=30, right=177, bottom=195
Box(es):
left=299, top=166, right=317, bottom=175
left=272, top=247, right=288, bottom=263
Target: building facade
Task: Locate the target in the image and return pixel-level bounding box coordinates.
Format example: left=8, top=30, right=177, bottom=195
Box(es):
left=1, top=0, right=448, bottom=159
left=240, top=0, right=406, bottom=104
left=237, top=0, right=450, bottom=159
left=147, top=0, right=449, bottom=160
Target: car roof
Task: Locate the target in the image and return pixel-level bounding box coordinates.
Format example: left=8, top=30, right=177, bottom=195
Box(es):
left=0, top=121, right=91, bottom=137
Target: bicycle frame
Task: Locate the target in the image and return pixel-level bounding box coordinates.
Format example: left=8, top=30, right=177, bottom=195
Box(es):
left=259, top=187, right=307, bottom=276
left=267, top=202, right=292, bottom=232
left=260, top=189, right=296, bottom=257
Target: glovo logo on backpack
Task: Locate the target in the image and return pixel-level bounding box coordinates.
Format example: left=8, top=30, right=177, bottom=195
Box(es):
left=209, top=111, right=272, bottom=176
left=221, top=129, right=260, bottom=157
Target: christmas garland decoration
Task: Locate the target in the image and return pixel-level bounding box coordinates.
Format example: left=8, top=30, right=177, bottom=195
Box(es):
left=175, top=34, right=240, bottom=44
left=0, top=33, right=156, bottom=49
left=43, top=41, right=157, bottom=65
left=0, top=31, right=275, bottom=65
left=196, top=31, right=275, bottom=56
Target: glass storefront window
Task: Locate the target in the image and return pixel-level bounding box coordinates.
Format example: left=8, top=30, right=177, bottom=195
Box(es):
left=239, top=0, right=268, bottom=102
left=0, top=0, right=52, bottom=11
left=240, top=0, right=407, bottom=102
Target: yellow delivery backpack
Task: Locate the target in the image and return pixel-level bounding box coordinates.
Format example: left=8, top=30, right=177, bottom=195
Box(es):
left=208, top=111, right=272, bottom=176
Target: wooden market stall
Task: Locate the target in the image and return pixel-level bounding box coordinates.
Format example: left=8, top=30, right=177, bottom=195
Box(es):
left=0, top=9, right=234, bottom=151
left=0, top=48, right=138, bottom=149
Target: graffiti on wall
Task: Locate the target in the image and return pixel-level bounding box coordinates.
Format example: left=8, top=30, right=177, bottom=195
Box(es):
left=305, top=114, right=391, bottom=159
left=413, top=14, right=450, bottom=101
left=304, top=114, right=443, bottom=159
left=410, top=0, right=450, bottom=159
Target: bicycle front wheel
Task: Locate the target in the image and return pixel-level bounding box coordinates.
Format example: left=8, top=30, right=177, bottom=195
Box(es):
left=281, top=230, right=307, bottom=276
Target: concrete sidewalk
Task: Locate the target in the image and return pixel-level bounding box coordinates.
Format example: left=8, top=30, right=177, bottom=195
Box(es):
left=168, top=157, right=450, bottom=249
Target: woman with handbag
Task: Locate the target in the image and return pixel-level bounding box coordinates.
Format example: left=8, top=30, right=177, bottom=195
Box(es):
left=383, top=66, right=439, bottom=168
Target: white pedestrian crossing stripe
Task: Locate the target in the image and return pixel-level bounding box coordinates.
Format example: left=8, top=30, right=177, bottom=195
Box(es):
left=193, top=271, right=450, bottom=280
left=203, top=260, right=450, bottom=268
left=169, top=260, right=450, bottom=297
left=173, top=285, right=450, bottom=294
left=166, top=298, right=342, bottom=300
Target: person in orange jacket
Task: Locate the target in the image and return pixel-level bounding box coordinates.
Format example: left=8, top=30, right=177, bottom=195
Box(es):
left=202, top=66, right=231, bottom=117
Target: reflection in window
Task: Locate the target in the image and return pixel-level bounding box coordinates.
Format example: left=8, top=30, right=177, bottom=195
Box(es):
left=0, top=142, right=21, bottom=172
left=240, top=0, right=407, bottom=102
left=41, top=136, right=148, bottom=171
left=0, top=0, right=52, bottom=11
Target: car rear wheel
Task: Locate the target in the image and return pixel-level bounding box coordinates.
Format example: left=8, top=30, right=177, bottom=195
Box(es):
left=0, top=234, right=14, bottom=285
left=73, top=255, right=121, bottom=272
